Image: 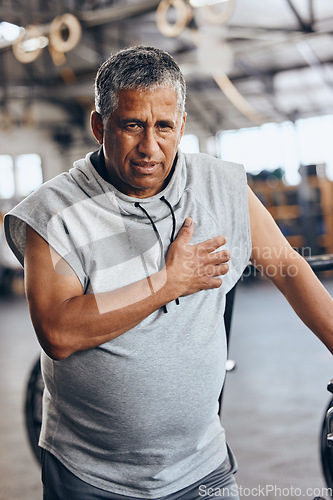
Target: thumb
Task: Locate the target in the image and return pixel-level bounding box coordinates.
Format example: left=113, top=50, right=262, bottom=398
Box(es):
left=176, top=217, right=194, bottom=244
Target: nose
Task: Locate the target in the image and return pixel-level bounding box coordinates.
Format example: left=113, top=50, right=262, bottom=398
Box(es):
left=137, top=128, right=160, bottom=157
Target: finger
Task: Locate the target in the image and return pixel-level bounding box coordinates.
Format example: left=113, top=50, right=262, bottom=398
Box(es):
left=215, top=263, right=229, bottom=276
left=197, top=236, right=227, bottom=253
left=204, top=263, right=229, bottom=277
left=175, top=217, right=194, bottom=245
left=208, top=249, right=230, bottom=264
left=206, top=277, right=223, bottom=289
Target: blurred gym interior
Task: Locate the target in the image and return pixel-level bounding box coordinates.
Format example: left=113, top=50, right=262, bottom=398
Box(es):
left=1, top=1, right=333, bottom=498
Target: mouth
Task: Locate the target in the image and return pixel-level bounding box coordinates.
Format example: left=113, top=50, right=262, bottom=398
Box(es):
left=131, top=161, right=160, bottom=174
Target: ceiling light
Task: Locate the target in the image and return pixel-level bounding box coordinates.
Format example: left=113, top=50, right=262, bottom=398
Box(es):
left=21, top=35, right=49, bottom=52
left=12, top=25, right=47, bottom=63
left=189, top=0, right=230, bottom=8
left=0, top=21, right=22, bottom=42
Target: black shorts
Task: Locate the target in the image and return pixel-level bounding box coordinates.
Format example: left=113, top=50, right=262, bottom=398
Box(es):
left=41, top=447, right=239, bottom=500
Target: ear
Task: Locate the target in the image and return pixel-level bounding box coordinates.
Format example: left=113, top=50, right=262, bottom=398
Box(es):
left=91, top=111, right=104, bottom=145
left=179, top=112, right=187, bottom=142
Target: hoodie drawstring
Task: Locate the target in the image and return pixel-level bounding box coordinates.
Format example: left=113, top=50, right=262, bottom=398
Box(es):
left=159, top=196, right=176, bottom=243
left=134, top=198, right=180, bottom=313
left=160, top=196, right=180, bottom=307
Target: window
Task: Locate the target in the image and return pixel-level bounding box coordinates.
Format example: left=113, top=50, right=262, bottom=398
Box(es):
left=217, top=114, right=333, bottom=185
left=180, top=134, right=200, bottom=153
left=0, top=154, right=43, bottom=199
left=16, top=154, right=43, bottom=197
left=0, top=156, right=15, bottom=199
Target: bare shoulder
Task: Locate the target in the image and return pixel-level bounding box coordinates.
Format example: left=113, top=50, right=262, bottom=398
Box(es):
left=24, top=224, right=83, bottom=306
left=247, top=185, right=299, bottom=274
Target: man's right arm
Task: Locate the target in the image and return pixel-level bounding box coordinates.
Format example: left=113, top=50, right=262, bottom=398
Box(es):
left=24, top=218, right=229, bottom=360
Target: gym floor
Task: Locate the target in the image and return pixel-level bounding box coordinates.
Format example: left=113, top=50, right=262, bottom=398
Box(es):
left=0, top=277, right=332, bottom=500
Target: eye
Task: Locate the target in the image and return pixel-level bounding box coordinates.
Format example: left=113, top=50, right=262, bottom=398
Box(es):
left=157, top=122, right=173, bottom=132
left=124, top=123, right=141, bottom=132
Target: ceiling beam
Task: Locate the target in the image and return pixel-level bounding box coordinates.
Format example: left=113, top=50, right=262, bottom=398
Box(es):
left=76, top=0, right=160, bottom=27
left=0, top=0, right=160, bottom=51
left=297, top=40, right=333, bottom=94
left=234, top=59, right=286, bottom=120
left=285, top=0, right=314, bottom=33
left=308, top=0, right=315, bottom=25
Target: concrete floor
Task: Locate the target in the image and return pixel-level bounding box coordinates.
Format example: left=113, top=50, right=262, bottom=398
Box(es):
left=0, top=277, right=332, bottom=500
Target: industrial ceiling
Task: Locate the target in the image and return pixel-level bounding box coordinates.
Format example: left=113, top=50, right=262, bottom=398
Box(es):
left=1, top=0, right=333, bottom=143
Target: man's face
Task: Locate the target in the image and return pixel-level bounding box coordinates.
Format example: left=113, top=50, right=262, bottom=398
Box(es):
left=92, top=86, right=186, bottom=198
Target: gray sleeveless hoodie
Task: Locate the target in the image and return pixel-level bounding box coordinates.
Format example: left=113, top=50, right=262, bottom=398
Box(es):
left=4, top=149, right=251, bottom=498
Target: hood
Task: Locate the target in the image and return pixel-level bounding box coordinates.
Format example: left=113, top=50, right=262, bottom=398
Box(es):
left=69, top=149, right=187, bottom=225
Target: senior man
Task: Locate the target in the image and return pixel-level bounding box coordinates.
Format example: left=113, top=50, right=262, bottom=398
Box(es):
left=4, top=46, right=333, bottom=500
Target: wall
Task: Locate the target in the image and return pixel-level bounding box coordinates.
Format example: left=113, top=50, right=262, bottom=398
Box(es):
left=0, top=125, right=95, bottom=182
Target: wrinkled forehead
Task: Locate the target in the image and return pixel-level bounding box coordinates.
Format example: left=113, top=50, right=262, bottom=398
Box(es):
left=112, top=81, right=182, bottom=111
left=121, top=84, right=178, bottom=100
left=110, top=86, right=181, bottom=119
left=118, top=83, right=178, bottom=102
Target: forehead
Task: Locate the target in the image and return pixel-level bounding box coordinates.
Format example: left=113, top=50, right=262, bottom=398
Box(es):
left=114, top=86, right=179, bottom=116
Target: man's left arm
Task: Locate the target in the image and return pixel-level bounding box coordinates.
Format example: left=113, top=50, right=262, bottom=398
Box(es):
left=248, top=185, right=333, bottom=354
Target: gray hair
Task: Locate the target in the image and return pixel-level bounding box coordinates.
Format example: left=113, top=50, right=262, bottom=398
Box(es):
left=94, top=46, right=186, bottom=120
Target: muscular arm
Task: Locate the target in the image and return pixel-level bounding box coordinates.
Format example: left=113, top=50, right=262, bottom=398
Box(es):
left=24, top=220, right=229, bottom=360
left=248, top=186, right=333, bottom=353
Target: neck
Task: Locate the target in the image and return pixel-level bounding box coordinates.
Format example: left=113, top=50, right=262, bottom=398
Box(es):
left=91, top=147, right=111, bottom=183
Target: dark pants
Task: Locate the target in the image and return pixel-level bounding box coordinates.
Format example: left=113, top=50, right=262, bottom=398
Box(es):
left=41, top=448, right=239, bottom=500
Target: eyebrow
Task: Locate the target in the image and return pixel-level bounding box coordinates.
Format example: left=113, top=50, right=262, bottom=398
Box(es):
left=118, top=118, right=143, bottom=126
left=157, top=119, right=175, bottom=127
left=118, top=118, right=175, bottom=127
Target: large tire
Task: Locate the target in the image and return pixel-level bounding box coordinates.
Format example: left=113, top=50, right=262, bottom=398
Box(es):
left=24, top=357, right=44, bottom=464
left=320, top=396, right=333, bottom=495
